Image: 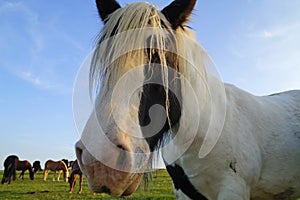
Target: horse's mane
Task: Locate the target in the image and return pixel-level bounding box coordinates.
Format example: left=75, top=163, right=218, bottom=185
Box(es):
left=60, top=160, right=68, bottom=171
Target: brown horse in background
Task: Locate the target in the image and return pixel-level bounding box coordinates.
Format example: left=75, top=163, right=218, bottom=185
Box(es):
left=69, top=160, right=75, bottom=168
left=68, top=160, right=83, bottom=194
left=33, top=161, right=43, bottom=173
left=43, top=160, right=69, bottom=182
left=1, top=155, right=18, bottom=184
left=16, top=160, right=34, bottom=180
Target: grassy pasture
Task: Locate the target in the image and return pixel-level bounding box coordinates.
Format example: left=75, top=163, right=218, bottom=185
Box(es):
left=0, top=169, right=175, bottom=200
left=1, top=170, right=299, bottom=200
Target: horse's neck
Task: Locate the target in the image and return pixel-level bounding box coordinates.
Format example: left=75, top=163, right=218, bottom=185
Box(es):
left=162, top=73, right=226, bottom=164
left=183, top=72, right=226, bottom=135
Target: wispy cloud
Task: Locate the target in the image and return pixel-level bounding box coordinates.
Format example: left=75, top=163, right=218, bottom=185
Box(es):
left=0, top=1, right=79, bottom=95
left=17, top=71, right=56, bottom=89
left=247, top=23, right=300, bottom=39
left=0, top=1, right=22, bottom=10
left=0, top=1, right=38, bottom=22
left=16, top=70, right=72, bottom=94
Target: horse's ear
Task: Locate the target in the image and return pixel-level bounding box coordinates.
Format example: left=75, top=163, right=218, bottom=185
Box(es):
left=162, top=0, right=196, bottom=29
left=96, top=0, right=121, bottom=22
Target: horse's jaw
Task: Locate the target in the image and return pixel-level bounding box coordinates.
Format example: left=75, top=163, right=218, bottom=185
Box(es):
left=76, top=140, right=148, bottom=196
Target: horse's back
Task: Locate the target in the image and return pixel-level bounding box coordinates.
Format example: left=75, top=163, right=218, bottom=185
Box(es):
left=3, top=155, right=19, bottom=173
left=17, top=160, right=32, bottom=170
left=254, top=90, right=300, bottom=199
left=4, top=155, right=19, bottom=167
left=44, top=160, right=56, bottom=170
left=225, top=86, right=300, bottom=199
left=71, top=160, right=82, bottom=174
left=45, top=160, right=67, bottom=171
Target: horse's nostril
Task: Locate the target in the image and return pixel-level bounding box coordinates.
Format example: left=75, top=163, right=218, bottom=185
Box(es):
left=100, top=186, right=111, bottom=194
left=117, top=144, right=128, bottom=167
left=117, top=144, right=127, bottom=151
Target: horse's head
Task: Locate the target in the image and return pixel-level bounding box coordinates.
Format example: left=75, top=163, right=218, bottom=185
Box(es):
left=76, top=0, right=197, bottom=196
left=29, top=168, right=34, bottom=180
left=33, top=161, right=43, bottom=173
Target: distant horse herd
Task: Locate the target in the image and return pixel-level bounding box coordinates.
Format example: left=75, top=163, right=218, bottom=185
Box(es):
left=1, top=155, right=83, bottom=194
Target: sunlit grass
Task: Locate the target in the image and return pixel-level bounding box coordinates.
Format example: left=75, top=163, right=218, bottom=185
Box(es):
left=1, top=170, right=299, bottom=199
left=0, top=169, right=175, bottom=199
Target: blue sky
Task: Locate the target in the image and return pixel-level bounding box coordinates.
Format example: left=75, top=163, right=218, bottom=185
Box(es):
left=1, top=0, right=299, bottom=168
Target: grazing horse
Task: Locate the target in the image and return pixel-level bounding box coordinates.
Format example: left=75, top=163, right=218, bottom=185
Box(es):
left=16, top=160, right=34, bottom=180
left=62, top=159, right=69, bottom=168
left=43, top=160, right=69, bottom=182
left=69, top=160, right=75, bottom=168
left=75, top=0, right=300, bottom=199
left=1, top=155, right=18, bottom=184
left=33, top=161, right=43, bottom=173
left=68, top=160, right=83, bottom=194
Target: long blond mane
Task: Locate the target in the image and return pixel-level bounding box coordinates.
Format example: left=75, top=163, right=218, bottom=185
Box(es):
left=90, top=2, right=210, bottom=96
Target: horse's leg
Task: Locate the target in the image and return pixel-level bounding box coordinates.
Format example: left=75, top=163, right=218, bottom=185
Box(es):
left=53, top=171, right=57, bottom=181
left=12, top=166, right=17, bottom=181
left=20, top=170, right=25, bottom=180
left=57, top=171, right=61, bottom=181
left=12, top=168, right=16, bottom=181
left=8, top=171, right=11, bottom=184
left=69, top=172, right=74, bottom=193
left=70, top=173, right=77, bottom=193
left=1, top=174, right=5, bottom=184
left=43, top=170, right=48, bottom=181
left=65, top=170, right=69, bottom=182
left=217, top=176, right=250, bottom=200
left=78, top=174, right=83, bottom=194
left=8, top=173, right=11, bottom=184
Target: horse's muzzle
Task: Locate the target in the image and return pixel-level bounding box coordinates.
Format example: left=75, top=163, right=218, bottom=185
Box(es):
left=75, top=140, right=147, bottom=196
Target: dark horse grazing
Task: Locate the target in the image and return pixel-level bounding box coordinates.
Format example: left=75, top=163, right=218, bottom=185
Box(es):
left=69, top=160, right=75, bottom=168
left=16, top=160, right=34, bottom=180
left=33, top=161, right=43, bottom=173
left=75, top=0, right=300, bottom=199
left=68, top=160, right=83, bottom=194
left=1, top=155, right=18, bottom=184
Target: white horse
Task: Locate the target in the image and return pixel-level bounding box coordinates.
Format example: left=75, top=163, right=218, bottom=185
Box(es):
left=75, top=0, right=300, bottom=199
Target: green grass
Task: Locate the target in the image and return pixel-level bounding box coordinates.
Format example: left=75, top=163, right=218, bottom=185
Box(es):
left=2, top=170, right=299, bottom=200
left=0, top=169, right=175, bottom=200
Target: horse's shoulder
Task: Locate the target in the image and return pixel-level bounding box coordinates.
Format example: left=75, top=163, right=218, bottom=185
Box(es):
left=166, top=164, right=208, bottom=200
left=224, top=83, right=259, bottom=109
